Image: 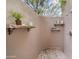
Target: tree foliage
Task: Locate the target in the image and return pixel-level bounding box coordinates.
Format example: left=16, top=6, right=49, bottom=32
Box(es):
left=25, top=0, right=63, bottom=16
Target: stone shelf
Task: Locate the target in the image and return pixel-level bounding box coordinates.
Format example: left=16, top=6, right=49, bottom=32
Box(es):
left=51, top=28, right=60, bottom=32
left=7, top=24, right=35, bottom=35
left=54, top=23, right=64, bottom=26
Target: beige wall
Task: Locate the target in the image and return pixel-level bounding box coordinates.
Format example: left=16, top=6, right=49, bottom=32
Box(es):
left=39, top=16, right=64, bottom=50
left=64, top=13, right=72, bottom=59
left=63, top=0, right=72, bottom=59
left=6, top=0, right=64, bottom=59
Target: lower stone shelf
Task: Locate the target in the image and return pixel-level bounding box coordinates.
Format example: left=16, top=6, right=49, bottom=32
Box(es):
left=51, top=28, right=60, bottom=32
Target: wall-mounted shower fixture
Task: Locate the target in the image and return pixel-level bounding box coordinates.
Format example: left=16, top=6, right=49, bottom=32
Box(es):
left=69, top=31, right=72, bottom=36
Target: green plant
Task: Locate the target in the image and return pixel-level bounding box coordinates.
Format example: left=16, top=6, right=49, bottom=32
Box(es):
left=59, top=0, right=66, bottom=8
left=11, top=11, right=23, bottom=20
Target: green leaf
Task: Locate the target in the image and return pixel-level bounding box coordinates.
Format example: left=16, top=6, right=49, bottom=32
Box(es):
left=11, top=11, right=23, bottom=20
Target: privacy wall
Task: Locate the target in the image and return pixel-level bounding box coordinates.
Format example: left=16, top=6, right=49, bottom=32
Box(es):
left=6, top=0, right=64, bottom=59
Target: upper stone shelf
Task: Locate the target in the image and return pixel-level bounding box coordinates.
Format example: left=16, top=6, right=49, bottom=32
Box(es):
left=54, top=23, right=64, bottom=26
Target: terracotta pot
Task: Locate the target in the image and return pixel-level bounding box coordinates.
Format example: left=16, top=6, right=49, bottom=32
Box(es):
left=15, top=20, right=22, bottom=25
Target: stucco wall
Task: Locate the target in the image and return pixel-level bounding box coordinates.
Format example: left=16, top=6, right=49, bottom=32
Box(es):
left=6, top=0, right=64, bottom=59
left=63, top=0, right=72, bottom=59
left=64, top=13, right=72, bottom=59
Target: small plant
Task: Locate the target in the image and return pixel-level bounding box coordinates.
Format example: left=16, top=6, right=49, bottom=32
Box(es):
left=11, top=11, right=23, bottom=25
left=59, top=0, right=66, bottom=8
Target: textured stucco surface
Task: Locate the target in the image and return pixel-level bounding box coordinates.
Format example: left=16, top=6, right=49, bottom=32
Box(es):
left=63, top=0, right=72, bottom=59
left=6, top=0, right=71, bottom=59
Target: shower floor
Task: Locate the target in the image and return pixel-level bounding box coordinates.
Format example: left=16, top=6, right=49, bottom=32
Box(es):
left=37, top=49, right=66, bottom=59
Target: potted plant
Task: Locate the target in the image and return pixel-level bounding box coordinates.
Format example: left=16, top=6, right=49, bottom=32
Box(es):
left=11, top=11, right=23, bottom=25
